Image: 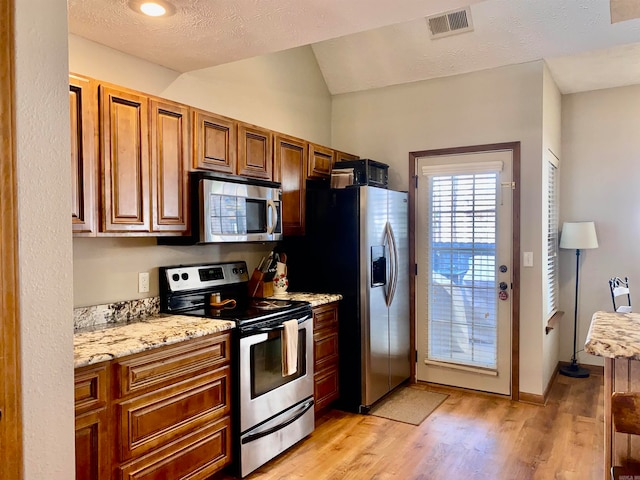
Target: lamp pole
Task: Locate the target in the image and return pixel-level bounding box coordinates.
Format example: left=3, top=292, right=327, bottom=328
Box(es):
left=559, top=248, right=590, bottom=378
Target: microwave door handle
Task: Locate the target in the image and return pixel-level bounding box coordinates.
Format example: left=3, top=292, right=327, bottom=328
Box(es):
left=266, top=199, right=278, bottom=235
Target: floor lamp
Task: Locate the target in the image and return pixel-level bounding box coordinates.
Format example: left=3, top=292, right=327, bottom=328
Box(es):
left=559, top=221, right=599, bottom=378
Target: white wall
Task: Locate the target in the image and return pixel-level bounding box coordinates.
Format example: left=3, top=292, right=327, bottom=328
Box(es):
left=69, top=36, right=333, bottom=307
left=541, top=64, right=562, bottom=389
left=332, top=61, right=547, bottom=395
left=15, top=0, right=75, bottom=478
left=561, top=84, right=640, bottom=367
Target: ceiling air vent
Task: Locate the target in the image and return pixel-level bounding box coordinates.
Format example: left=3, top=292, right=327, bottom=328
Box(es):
left=426, top=7, right=474, bottom=39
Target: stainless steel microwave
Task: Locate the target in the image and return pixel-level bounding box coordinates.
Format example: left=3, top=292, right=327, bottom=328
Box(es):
left=161, top=172, right=282, bottom=244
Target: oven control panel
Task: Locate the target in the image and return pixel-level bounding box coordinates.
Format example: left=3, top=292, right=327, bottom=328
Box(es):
left=161, top=261, right=249, bottom=292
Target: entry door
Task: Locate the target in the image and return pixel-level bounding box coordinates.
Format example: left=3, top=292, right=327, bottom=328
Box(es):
left=416, top=150, right=513, bottom=395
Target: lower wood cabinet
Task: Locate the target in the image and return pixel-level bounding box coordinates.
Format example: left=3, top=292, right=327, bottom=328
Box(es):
left=74, top=332, right=232, bottom=480
left=313, top=302, right=340, bottom=413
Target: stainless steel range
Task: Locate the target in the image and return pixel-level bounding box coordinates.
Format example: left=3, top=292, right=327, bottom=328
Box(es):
left=159, top=261, right=314, bottom=478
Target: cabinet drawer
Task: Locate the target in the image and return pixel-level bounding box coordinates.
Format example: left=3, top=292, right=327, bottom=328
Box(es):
left=314, top=364, right=339, bottom=412
left=75, top=364, right=108, bottom=414
left=115, top=333, right=230, bottom=398
left=117, top=416, right=231, bottom=480
left=116, top=366, right=231, bottom=462
left=314, top=329, right=339, bottom=369
left=313, top=303, right=338, bottom=331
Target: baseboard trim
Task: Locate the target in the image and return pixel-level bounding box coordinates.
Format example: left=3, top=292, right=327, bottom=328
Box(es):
left=519, top=363, right=559, bottom=406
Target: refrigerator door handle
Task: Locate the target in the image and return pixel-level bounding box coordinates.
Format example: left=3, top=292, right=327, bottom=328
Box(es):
left=384, top=222, right=399, bottom=307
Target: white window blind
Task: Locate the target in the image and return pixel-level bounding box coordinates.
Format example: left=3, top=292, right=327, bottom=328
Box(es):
left=545, top=155, right=559, bottom=319
left=427, top=172, right=498, bottom=369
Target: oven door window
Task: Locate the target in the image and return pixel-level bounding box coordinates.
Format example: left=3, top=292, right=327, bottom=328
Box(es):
left=251, top=329, right=306, bottom=398
left=245, top=198, right=267, bottom=234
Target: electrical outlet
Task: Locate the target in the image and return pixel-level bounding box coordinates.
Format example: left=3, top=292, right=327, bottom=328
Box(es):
left=138, top=272, right=150, bottom=293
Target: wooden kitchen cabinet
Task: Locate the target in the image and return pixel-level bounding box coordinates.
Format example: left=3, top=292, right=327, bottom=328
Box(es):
left=237, top=121, right=273, bottom=180
left=112, top=332, right=232, bottom=478
left=99, top=84, right=151, bottom=233
left=99, top=84, right=190, bottom=235
left=307, top=143, right=334, bottom=179
left=313, top=302, right=340, bottom=414
left=70, top=74, right=98, bottom=236
left=74, top=332, right=232, bottom=480
left=191, top=108, right=237, bottom=175
left=274, top=134, right=307, bottom=236
left=74, top=364, right=110, bottom=480
left=333, top=150, right=359, bottom=164
left=149, top=98, right=190, bottom=233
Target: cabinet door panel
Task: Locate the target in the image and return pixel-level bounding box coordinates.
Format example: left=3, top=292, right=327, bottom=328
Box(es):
left=308, top=143, right=334, bottom=179
left=314, top=329, right=339, bottom=370
left=192, top=109, right=236, bottom=173
left=117, top=418, right=231, bottom=480
left=238, top=122, right=273, bottom=180
left=100, top=86, right=150, bottom=232
left=150, top=99, right=189, bottom=233
left=75, top=408, right=109, bottom=480
left=116, top=367, right=230, bottom=461
left=275, top=134, right=306, bottom=236
left=334, top=150, right=359, bottom=164
left=70, top=75, right=97, bottom=236
left=314, top=365, right=339, bottom=413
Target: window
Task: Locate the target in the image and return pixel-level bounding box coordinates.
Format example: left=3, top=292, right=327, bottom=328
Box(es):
left=544, top=151, right=560, bottom=319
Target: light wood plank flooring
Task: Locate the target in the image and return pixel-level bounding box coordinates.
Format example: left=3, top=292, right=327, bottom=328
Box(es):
left=223, top=371, right=604, bottom=479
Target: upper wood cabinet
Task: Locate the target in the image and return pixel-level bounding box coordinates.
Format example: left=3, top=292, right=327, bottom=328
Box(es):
left=238, top=121, right=273, bottom=180
left=98, top=84, right=189, bottom=235
left=274, top=134, right=307, bottom=236
left=69, top=74, right=97, bottom=236
left=334, top=150, right=359, bottom=164
left=99, top=85, right=151, bottom=233
left=191, top=108, right=237, bottom=174
left=308, top=143, right=334, bottom=179
left=150, top=99, right=189, bottom=233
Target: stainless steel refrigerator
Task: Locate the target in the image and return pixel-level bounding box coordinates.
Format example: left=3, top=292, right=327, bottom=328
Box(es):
left=284, top=183, right=410, bottom=413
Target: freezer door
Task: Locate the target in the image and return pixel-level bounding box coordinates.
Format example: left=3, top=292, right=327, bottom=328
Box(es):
left=387, top=190, right=411, bottom=390
left=361, top=187, right=391, bottom=407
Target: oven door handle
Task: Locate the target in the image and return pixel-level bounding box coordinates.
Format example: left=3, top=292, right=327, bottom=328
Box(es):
left=240, top=398, right=314, bottom=445
left=252, top=315, right=310, bottom=334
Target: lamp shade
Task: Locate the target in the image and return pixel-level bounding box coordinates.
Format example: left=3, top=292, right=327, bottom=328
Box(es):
left=559, top=221, right=599, bottom=249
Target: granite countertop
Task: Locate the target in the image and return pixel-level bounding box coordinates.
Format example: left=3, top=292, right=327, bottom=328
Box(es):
left=585, top=310, right=640, bottom=360
left=268, top=292, right=343, bottom=307
left=74, top=292, right=341, bottom=369
left=74, top=315, right=235, bottom=369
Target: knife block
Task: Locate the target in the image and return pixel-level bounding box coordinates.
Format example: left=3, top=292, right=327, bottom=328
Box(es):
left=248, top=268, right=273, bottom=298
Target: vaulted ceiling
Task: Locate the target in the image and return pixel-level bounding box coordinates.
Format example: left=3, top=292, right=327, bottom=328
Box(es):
left=67, top=0, right=640, bottom=95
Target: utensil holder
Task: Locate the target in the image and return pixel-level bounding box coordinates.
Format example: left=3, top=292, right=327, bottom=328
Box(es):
left=248, top=269, right=274, bottom=298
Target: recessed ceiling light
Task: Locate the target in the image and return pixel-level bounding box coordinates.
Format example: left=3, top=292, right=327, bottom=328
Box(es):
left=140, top=2, right=166, bottom=16
left=129, top=0, right=175, bottom=18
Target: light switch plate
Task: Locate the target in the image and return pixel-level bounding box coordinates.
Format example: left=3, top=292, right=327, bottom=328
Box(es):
left=523, top=252, right=533, bottom=267
left=138, top=272, right=150, bottom=293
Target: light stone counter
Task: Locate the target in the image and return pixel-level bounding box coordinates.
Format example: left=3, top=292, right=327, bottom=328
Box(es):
left=267, top=292, right=342, bottom=307
left=74, top=315, right=235, bottom=368
left=585, top=310, right=640, bottom=360
left=74, top=292, right=340, bottom=369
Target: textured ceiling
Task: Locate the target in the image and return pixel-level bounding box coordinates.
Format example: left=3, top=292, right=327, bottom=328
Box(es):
left=67, top=0, right=640, bottom=95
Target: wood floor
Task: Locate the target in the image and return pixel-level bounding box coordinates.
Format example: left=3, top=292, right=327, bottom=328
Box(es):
left=222, top=371, right=605, bottom=480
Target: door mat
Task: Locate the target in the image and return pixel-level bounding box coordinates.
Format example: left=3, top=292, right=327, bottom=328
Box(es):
left=369, top=387, right=448, bottom=426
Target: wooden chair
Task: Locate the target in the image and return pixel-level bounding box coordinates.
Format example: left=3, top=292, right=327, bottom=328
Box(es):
left=610, top=276, right=632, bottom=313
left=611, top=392, right=640, bottom=480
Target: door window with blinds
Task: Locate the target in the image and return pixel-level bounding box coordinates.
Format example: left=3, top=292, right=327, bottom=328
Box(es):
left=545, top=152, right=560, bottom=319
left=424, top=162, right=501, bottom=370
